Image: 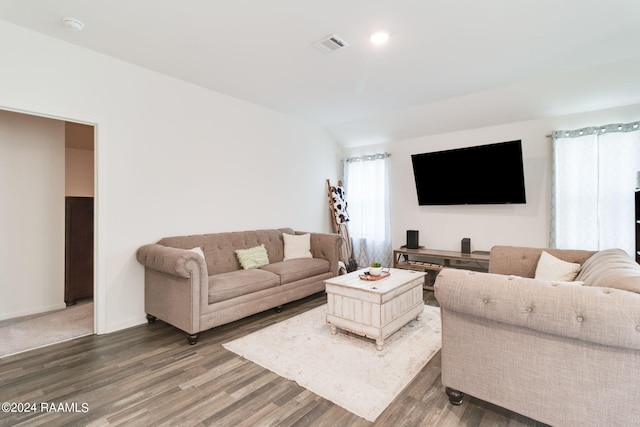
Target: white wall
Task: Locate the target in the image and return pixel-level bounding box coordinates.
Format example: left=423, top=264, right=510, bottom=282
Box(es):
left=0, top=21, right=340, bottom=333
left=0, top=109, right=66, bottom=320
left=342, top=103, right=640, bottom=253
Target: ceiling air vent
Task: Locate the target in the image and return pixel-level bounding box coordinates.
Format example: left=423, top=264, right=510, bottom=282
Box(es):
left=312, top=34, right=349, bottom=53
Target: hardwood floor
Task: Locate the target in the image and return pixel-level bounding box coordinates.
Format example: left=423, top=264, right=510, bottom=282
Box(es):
left=0, top=291, right=547, bottom=427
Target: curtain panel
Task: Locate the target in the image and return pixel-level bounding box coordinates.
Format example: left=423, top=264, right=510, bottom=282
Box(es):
left=343, top=153, right=392, bottom=268
left=551, top=121, right=640, bottom=257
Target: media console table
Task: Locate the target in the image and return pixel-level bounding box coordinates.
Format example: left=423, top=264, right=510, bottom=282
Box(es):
left=393, top=247, right=490, bottom=290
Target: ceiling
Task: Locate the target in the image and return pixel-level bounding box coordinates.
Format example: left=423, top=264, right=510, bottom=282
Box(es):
left=2, top=0, right=640, bottom=147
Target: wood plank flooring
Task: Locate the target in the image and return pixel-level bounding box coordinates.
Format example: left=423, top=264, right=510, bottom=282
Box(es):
left=0, top=291, right=548, bottom=427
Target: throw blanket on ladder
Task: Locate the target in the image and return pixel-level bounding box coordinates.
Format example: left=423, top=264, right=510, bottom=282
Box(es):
left=330, top=185, right=350, bottom=224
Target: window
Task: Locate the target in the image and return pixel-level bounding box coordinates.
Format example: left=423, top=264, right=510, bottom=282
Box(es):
left=551, top=121, right=640, bottom=256
left=343, top=153, right=392, bottom=267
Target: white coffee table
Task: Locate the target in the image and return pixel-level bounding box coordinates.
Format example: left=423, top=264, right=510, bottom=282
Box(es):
left=324, top=268, right=426, bottom=350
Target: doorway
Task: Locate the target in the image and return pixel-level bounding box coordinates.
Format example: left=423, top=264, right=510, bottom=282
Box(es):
left=64, top=122, right=95, bottom=307
left=0, top=109, right=96, bottom=352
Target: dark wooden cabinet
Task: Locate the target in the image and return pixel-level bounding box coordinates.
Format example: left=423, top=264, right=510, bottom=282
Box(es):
left=65, top=197, right=94, bottom=305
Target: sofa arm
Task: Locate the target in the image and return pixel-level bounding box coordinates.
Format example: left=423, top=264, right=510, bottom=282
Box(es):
left=136, top=244, right=207, bottom=278
left=297, top=231, right=342, bottom=275
left=434, top=268, right=640, bottom=350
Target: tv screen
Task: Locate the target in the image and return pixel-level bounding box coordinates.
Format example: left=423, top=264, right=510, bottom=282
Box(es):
left=411, top=140, right=526, bottom=205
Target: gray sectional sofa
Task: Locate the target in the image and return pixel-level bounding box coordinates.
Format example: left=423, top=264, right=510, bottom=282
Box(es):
left=136, top=228, right=341, bottom=344
left=435, top=245, right=640, bottom=427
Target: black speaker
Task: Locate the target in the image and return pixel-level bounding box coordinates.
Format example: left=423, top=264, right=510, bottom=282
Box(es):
left=406, top=230, right=419, bottom=249
left=461, top=238, right=471, bottom=254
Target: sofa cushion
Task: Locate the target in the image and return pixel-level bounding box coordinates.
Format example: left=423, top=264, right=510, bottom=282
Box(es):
left=283, top=233, right=312, bottom=261
left=157, top=228, right=294, bottom=275
left=261, top=258, right=330, bottom=285
left=534, top=251, right=581, bottom=282
left=608, top=276, right=640, bottom=294
left=488, top=246, right=595, bottom=278
left=208, top=269, right=280, bottom=304
left=576, top=248, right=640, bottom=293
left=235, top=244, right=269, bottom=269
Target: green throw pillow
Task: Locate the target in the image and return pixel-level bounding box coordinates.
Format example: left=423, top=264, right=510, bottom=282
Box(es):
left=235, top=244, right=270, bottom=269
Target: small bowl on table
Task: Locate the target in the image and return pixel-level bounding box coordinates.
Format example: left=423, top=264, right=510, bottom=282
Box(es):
left=369, top=265, right=383, bottom=276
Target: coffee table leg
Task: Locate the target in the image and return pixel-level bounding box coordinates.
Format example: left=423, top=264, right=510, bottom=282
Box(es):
left=330, top=325, right=337, bottom=335
left=376, top=339, right=384, bottom=351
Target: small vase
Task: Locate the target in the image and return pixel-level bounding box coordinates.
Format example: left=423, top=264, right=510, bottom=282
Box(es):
left=369, top=266, right=382, bottom=276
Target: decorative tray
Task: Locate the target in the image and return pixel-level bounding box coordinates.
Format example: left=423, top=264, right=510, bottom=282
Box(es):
left=359, top=271, right=391, bottom=281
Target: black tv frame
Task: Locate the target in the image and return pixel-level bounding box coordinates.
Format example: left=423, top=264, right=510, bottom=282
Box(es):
left=411, top=140, right=526, bottom=206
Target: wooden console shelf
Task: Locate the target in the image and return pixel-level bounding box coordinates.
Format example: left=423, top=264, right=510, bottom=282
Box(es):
left=393, top=247, right=490, bottom=290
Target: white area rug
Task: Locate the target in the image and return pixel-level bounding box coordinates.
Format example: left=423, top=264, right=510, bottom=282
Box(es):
left=223, top=304, right=441, bottom=422
left=0, top=302, right=93, bottom=358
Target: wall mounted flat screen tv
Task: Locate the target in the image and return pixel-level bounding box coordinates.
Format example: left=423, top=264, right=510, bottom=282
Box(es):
left=411, top=140, right=526, bottom=205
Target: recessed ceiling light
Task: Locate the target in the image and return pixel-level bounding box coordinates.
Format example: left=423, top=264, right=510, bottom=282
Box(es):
left=370, top=31, right=390, bottom=45
left=62, top=17, right=85, bottom=31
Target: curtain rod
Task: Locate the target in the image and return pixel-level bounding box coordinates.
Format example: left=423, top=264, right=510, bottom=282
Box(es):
left=549, top=121, right=640, bottom=139
left=344, top=153, right=391, bottom=163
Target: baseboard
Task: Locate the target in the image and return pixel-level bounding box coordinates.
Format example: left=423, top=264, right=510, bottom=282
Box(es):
left=0, top=303, right=67, bottom=321
left=103, top=315, right=148, bottom=335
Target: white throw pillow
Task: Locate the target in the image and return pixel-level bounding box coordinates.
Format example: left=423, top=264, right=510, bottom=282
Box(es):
left=535, top=251, right=581, bottom=282
left=188, top=247, right=208, bottom=272
left=283, top=233, right=312, bottom=261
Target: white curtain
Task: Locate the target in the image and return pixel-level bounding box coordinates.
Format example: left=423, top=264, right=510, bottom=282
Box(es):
left=343, top=153, right=392, bottom=268
left=551, top=121, right=640, bottom=257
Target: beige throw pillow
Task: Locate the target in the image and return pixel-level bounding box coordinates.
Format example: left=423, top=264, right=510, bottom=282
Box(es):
left=283, top=233, right=312, bottom=261
left=235, top=244, right=270, bottom=269
left=534, top=251, right=581, bottom=282
left=188, top=246, right=208, bottom=273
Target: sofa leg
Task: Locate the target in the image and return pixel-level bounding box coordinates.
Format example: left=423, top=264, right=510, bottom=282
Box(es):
left=275, top=305, right=283, bottom=313
left=445, top=387, right=465, bottom=405
left=187, top=333, right=199, bottom=345
left=146, top=314, right=156, bottom=324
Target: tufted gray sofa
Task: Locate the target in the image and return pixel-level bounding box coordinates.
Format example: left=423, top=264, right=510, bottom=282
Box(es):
left=136, top=228, right=341, bottom=344
left=434, top=245, right=640, bottom=427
